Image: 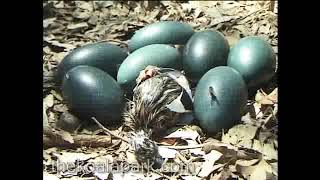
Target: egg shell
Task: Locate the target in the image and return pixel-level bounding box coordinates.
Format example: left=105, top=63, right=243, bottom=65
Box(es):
left=117, top=44, right=181, bottom=92
left=56, top=42, right=128, bottom=84
left=129, top=21, right=194, bottom=52
left=194, top=66, right=248, bottom=134
left=227, top=36, right=276, bottom=88
left=62, top=65, right=124, bottom=125
left=183, top=30, right=229, bottom=82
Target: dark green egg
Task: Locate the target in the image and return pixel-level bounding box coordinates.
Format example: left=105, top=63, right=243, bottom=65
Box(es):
left=194, top=66, right=248, bottom=134
left=56, top=42, right=128, bottom=84
left=117, top=44, right=181, bottom=92
left=227, top=36, right=276, bottom=88
left=62, top=65, right=124, bottom=125
left=129, top=21, right=194, bottom=52
left=183, top=30, right=229, bottom=82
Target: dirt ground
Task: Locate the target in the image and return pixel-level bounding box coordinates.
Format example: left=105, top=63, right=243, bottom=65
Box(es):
left=43, top=1, right=278, bottom=179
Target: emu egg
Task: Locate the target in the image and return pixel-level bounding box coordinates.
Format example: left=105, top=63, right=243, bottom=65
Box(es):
left=183, top=30, right=229, bottom=82
left=56, top=42, right=128, bottom=84
left=194, top=66, right=248, bottom=134
left=62, top=66, right=124, bottom=125
left=129, top=21, right=194, bottom=52
left=117, top=44, right=181, bottom=92
left=227, top=36, right=276, bottom=88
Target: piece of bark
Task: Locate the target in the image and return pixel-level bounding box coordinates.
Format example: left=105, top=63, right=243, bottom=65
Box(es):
left=43, top=127, right=112, bottom=148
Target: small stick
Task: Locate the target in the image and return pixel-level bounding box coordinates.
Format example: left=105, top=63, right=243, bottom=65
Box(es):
left=150, top=169, right=171, bottom=179
left=95, top=39, right=128, bottom=46
left=92, top=117, right=205, bottom=150
left=91, top=117, right=130, bottom=143
left=159, top=143, right=205, bottom=150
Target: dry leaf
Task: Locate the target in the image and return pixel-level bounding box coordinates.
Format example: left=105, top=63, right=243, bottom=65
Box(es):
left=180, top=175, right=202, bottom=180
left=94, top=172, right=110, bottom=180
left=43, top=172, right=59, bottom=180
left=249, top=159, right=274, bottom=180
left=211, top=168, right=234, bottom=180
left=255, top=89, right=277, bottom=105
left=165, top=128, right=200, bottom=140
left=76, top=2, right=93, bottom=11
left=53, top=1, right=64, bottom=9
left=270, top=162, right=278, bottom=176
left=112, top=172, right=162, bottom=180
left=88, top=14, right=99, bottom=25
left=53, top=104, right=68, bottom=112
left=44, top=94, right=54, bottom=108
left=44, top=38, right=76, bottom=51
left=94, top=1, right=113, bottom=9
left=67, top=22, right=88, bottom=30
left=252, top=139, right=264, bottom=153
left=43, top=105, right=49, bottom=127
left=202, top=138, right=238, bottom=155
left=225, top=31, right=241, bottom=47
left=72, top=11, right=91, bottom=20
left=158, top=146, right=177, bottom=159
left=210, top=16, right=238, bottom=27
left=55, top=152, right=98, bottom=165
left=222, top=124, right=258, bottom=145
left=262, top=143, right=277, bottom=160
left=126, top=150, right=138, bottom=164
left=236, top=159, right=273, bottom=179
left=60, top=131, right=74, bottom=144
left=44, top=18, right=57, bottom=28
left=50, top=90, right=63, bottom=101
left=197, top=150, right=223, bottom=177
left=253, top=103, right=263, bottom=119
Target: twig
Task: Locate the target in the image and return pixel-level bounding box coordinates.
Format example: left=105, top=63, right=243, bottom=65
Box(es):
left=150, top=169, right=171, bottom=180
left=176, top=151, right=189, bottom=164
left=92, top=117, right=207, bottom=150
left=96, top=39, right=128, bottom=46
left=91, top=117, right=130, bottom=143
left=159, top=143, right=205, bottom=150
left=43, top=127, right=112, bottom=148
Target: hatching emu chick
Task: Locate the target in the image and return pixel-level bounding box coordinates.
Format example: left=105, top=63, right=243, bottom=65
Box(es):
left=123, top=66, right=192, bottom=164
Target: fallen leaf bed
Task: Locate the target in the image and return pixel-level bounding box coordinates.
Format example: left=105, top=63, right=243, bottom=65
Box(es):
left=43, top=1, right=278, bottom=179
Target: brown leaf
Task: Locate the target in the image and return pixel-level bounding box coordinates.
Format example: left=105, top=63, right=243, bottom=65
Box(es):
left=165, top=128, right=200, bottom=141
left=255, top=89, right=277, bottom=105
left=202, top=138, right=238, bottom=155
left=88, top=14, right=99, bottom=25
left=262, top=142, right=277, bottom=160
left=209, top=16, right=238, bottom=27
left=43, top=105, right=49, bottom=127
left=44, top=94, right=54, bottom=108
left=94, top=1, right=113, bottom=9
left=222, top=124, right=258, bottom=146
left=53, top=1, right=64, bottom=9
left=67, top=22, right=88, bottom=30
left=76, top=2, right=93, bottom=11
left=72, top=11, right=91, bottom=20
left=236, top=159, right=274, bottom=179
left=159, top=138, right=178, bottom=145
left=43, top=172, right=59, bottom=180
left=60, top=131, right=74, bottom=144
left=198, top=150, right=223, bottom=177
left=249, top=160, right=274, bottom=180
left=211, top=168, right=233, bottom=180
left=44, top=38, right=76, bottom=51
left=225, top=31, right=241, bottom=47
left=50, top=90, right=63, bottom=101
left=43, top=18, right=57, bottom=28
left=53, top=104, right=68, bottom=112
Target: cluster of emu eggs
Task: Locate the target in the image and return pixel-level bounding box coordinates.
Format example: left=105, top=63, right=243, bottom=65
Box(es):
left=57, top=42, right=127, bottom=126
left=56, top=21, right=276, bottom=134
